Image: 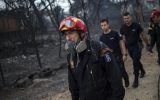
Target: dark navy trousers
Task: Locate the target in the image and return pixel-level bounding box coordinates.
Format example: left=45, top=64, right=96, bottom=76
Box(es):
left=114, top=54, right=129, bottom=81
left=127, top=44, right=145, bottom=76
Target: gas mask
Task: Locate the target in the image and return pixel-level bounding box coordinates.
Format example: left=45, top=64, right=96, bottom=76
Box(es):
left=65, top=40, right=87, bottom=53
left=76, top=40, right=87, bottom=53
left=65, top=41, right=76, bottom=54
left=65, top=40, right=87, bottom=69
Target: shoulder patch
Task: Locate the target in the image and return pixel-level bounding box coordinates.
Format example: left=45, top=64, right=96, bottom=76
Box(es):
left=148, top=27, right=153, bottom=30
left=117, top=32, right=122, bottom=37
left=104, top=54, right=112, bottom=62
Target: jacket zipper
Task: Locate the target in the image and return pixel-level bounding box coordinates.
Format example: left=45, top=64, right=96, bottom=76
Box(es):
left=88, top=66, right=97, bottom=87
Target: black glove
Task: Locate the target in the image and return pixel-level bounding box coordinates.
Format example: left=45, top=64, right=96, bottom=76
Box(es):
left=146, top=45, right=153, bottom=53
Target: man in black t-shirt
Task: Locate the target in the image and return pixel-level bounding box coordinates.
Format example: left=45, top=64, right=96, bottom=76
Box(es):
left=120, top=12, right=150, bottom=88
left=100, top=18, right=129, bottom=87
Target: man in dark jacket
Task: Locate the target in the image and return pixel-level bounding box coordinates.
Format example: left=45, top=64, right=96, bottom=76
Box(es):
left=59, top=16, right=125, bottom=100
left=99, top=18, right=129, bottom=87
left=148, top=9, right=160, bottom=65
left=120, top=12, right=150, bottom=88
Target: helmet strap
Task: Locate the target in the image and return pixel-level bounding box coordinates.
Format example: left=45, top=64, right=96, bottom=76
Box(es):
left=76, top=40, right=87, bottom=53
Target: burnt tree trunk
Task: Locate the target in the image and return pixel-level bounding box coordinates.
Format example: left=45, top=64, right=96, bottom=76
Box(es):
left=0, top=62, right=5, bottom=86
left=131, top=0, right=144, bottom=26
left=45, top=0, right=62, bottom=58
left=29, top=0, right=46, bottom=32
left=23, top=13, right=43, bottom=69
left=136, top=0, right=144, bottom=26
left=80, top=0, right=91, bottom=40
left=31, top=31, right=43, bottom=69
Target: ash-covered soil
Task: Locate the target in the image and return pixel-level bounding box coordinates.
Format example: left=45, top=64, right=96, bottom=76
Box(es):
left=0, top=42, right=160, bottom=100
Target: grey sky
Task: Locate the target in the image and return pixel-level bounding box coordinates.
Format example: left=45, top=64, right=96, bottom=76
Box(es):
left=0, top=0, right=70, bottom=12
left=35, top=0, right=71, bottom=12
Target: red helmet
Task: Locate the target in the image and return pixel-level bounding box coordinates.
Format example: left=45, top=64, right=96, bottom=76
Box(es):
left=59, top=16, right=87, bottom=33
left=150, top=9, right=160, bottom=19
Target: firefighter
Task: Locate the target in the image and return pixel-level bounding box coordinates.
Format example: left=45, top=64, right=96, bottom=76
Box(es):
left=59, top=16, right=125, bottom=100
left=148, top=9, right=160, bottom=65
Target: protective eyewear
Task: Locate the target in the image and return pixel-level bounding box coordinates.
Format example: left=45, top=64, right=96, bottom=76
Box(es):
left=59, top=19, right=75, bottom=30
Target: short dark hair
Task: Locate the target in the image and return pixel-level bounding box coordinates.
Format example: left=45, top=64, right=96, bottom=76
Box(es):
left=100, top=18, right=109, bottom=24
left=123, top=12, right=130, bottom=16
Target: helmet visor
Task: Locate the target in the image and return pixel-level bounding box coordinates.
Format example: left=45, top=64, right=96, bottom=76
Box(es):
left=59, top=19, right=75, bottom=32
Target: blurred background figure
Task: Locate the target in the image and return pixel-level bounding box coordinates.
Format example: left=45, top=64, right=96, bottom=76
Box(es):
left=147, top=9, right=160, bottom=65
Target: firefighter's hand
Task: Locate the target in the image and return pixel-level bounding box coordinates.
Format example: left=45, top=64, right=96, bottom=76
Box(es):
left=64, top=42, right=69, bottom=50
left=122, top=55, right=127, bottom=62
left=146, top=45, right=153, bottom=53
left=100, top=48, right=113, bottom=56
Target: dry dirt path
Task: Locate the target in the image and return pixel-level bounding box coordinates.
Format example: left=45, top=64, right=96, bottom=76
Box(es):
left=53, top=49, right=160, bottom=100
left=0, top=47, right=159, bottom=100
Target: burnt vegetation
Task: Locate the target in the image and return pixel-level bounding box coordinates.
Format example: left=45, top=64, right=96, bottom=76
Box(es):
left=0, top=0, right=157, bottom=96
